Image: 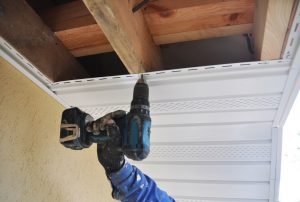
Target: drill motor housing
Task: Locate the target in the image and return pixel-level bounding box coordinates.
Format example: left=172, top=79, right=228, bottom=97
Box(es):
left=123, top=77, right=151, bottom=160
left=60, top=77, right=151, bottom=161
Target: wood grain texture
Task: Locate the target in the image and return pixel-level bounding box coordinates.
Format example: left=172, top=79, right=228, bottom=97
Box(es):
left=41, top=0, right=255, bottom=57
left=148, top=11, right=254, bottom=36
left=253, top=0, right=295, bottom=60
left=40, top=0, right=111, bottom=56
left=143, top=0, right=255, bottom=26
left=82, top=0, right=162, bottom=73
left=0, top=0, right=88, bottom=81
left=153, top=24, right=253, bottom=45
left=0, top=58, right=115, bottom=202
left=55, top=25, right=113, bottom=57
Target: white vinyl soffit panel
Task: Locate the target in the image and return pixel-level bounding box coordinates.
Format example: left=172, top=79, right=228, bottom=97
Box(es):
left=50, top=60, right=290, bottom=202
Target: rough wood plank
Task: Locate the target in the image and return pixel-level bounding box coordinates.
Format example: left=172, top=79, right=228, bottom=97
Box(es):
left=40, top=0, right=111, bottom=57
left=55, top=25, right=113, bottom=57
left=143, top=0, right=235, bottom=12
left=82, top=0, right=162, bottom=73
left=143, top=0, right=255, bottom=26
left=41, top=0, right=112, bottom=57
left=148, top=11, right=254, bottom=36
left=0, top=0, right=88, bottom=81
left=154, top=24, right=253, bottom=45
left=253, top=0, right=295, bottom=60
left=41, top=0, right=255, bottom=57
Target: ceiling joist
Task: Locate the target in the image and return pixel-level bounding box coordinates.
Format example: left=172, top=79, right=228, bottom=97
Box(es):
left=82, top=0, right=162, bottom=73
left=1, top=0, right=298, bottom=81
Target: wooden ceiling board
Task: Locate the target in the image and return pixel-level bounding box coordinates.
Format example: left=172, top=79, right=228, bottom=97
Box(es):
left=40, top=0, right=255, bottom=57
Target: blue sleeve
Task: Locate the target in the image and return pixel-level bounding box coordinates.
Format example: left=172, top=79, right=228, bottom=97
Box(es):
left=108, top=162, right=175, bottom=202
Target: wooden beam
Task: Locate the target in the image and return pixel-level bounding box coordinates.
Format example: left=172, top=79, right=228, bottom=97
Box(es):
left=147, top=11, right=254, bottom=36
left=81, top=0, right=162, bottom=73
left=0, top=0, right=88, bottom=82
left=154, top=24, right=253, bottom=45
left=41, top=0, right=255, bottom=57
left=253, top=0, right=295, bottom=60
left=143, top=0, right=255, bottom=35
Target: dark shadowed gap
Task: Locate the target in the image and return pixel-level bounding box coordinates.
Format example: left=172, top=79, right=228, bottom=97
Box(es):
left=76, top=35, right=255, bottom=78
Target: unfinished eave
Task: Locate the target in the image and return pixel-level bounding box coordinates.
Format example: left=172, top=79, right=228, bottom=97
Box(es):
left=1, top=0, right=298, bottom=78
left=1, top=1, right=300, bottom=201
left=41, top=0, right=255, bottom=57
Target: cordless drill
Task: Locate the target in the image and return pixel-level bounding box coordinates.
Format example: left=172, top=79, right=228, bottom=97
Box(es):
left=59, top=76, right=151, bottom=161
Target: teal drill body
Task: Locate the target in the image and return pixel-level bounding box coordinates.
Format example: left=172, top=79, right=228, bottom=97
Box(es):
left=122, top=75, right=151, bottom=160
left=60, top=76, right=151, bottom=161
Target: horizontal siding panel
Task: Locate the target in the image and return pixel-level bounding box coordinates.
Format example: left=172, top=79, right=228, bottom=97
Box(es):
left=146, top=143, right=271, bottom=162
left=149, top=74, right=287, bottom=103
left=157, top=181, right=270, bottom=199
left=81, top=94, right=281, bottom=117
left=135, top=164, right=270, bottom=181
left=56, top=74, right=287, bottom=107
left=151, top=123, right=272, bottom=143
left=151, top=110, right=276, bottom=126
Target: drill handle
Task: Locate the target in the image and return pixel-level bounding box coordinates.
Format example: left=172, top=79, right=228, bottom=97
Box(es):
left=86, top=116, right=126, bottom=145
left=86, top=110, right=126, bottom=134
left=88, top=133, right=111, bottom=144
left=85, top=120, right=112, bottom=144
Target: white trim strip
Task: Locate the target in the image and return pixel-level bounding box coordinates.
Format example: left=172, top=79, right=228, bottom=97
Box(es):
left=0, top=37, right=69, bottom=107
left=283, top=1, right=300, bottom=59
left=273, top=38, right=300, bottom=127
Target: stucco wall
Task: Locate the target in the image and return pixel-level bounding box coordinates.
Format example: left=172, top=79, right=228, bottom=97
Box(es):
left=0, top=57, right=115, bottom=202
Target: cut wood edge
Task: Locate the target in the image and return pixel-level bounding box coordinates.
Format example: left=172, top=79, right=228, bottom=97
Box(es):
left=71, top=44, right=113, bottom=57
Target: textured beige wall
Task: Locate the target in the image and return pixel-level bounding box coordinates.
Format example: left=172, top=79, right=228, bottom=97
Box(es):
left=0, top=57, right=115, bottom=202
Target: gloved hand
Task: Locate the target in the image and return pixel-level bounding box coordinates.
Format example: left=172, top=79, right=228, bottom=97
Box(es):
left=88, top=110, right=126, bottom=174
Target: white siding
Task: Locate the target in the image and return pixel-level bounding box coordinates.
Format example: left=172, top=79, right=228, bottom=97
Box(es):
left=51, top=60, right=290, bottom=202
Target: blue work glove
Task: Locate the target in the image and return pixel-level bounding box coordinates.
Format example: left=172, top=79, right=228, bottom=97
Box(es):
left=94, top=110, right=126, bottom=174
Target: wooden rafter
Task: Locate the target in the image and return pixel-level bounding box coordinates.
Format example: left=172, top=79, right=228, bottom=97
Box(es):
left=0, top=0, right=88, bottom=82
left=81, top=0, right=163, bottom=73
left=41, top=0, right=255, bottom=57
